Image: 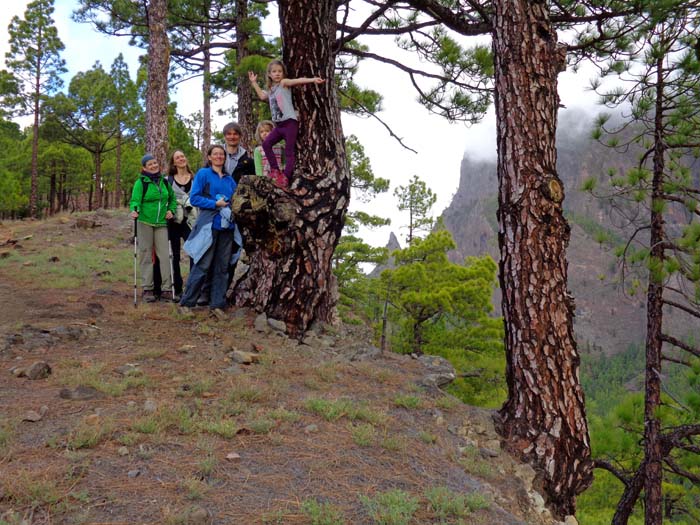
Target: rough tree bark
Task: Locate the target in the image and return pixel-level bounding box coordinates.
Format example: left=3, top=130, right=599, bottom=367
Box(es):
left=201, top=17, right=212, bottom=159
left=94, top=151, right=103, bottom=209
left=642, top=52, right=667, bottom=525
left=30, top=33, right=41, bottom=218
left=115, top=129, right=122, bottom=208
left=235, top=0, right=254, bottom=149
left=145, top=0, right=170, bottom=167
left=231, top=0, right=347, bottom=336
left=490, top=0, right=593, bottom=518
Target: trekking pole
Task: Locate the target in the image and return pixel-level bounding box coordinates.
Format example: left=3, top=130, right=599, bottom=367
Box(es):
left=133, top=218, right=138, bottom=308
left=167, top=228, right=176, bottom=301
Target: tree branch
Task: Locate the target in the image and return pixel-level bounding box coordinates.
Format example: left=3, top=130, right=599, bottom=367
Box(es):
left=338, top=88, right=418, bottom=154
left=662, top=298, right=700, bottom=319
left=660, top=334, right=700, bottom=359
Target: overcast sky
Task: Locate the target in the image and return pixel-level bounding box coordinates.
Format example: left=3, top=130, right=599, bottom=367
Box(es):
left=1, top=0, right=600, bottom=248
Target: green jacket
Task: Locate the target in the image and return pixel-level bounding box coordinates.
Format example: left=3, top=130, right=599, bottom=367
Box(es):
left=129, top=173, right=176, bottom=226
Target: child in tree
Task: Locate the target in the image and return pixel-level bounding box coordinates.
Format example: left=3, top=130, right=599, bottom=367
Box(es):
left=253, top=120, right=286, bottom=186
left=248, top=60, right=324, bottom=185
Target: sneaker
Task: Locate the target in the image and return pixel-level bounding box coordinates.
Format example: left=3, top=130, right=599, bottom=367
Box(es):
left=173, top=293, right=181, bottom=303
left=209, top=308, right=228, bottom=321
left=178, top=305, right=194, bottom=317
left=270, top=169, right=288, bottom=188
left=196, top=296, right=209, bottom=307
left=142, top=290, right=157, bottom=303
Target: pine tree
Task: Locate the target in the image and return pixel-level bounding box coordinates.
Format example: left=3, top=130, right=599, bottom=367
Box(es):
left=45, top=63, right=120, bottom=210
left=393, top=175, right=437, bottom=245
left=585, top=5, right=700, bottom=522
left=4, top=0, right=65, bottom=218
left=110, top=54, right=139, bottom=207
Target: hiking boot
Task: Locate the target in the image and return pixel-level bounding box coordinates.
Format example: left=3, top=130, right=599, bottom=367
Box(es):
left=142, top=290, right=157, bottom=303
left=196, top=295, right=209, bottom=307
left=209, top=308, right=228, bottom=321
left=160, top=291, right=175, bottom=302
left=178, top=305, right=194, bottom=317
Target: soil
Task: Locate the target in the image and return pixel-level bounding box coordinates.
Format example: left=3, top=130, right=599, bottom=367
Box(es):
left=0, top=211, right=554, bottom=525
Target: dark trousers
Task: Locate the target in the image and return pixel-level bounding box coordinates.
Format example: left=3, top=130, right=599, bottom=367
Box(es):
left=154, top=220, right=192, bottom=296
left=263, top=118, right=298, bottom=180
left=179, top=228, right=234, bottom=309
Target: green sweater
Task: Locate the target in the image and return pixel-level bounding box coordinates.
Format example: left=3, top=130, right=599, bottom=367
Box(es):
left=129, top=173, right=176, bottom=226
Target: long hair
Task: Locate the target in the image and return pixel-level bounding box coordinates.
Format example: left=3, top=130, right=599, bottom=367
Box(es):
left=204, top=144, right=226, bottom=168
left=255, top=120, right=275, bottom=144
left=167, top=150, right=194, bottom=178
left=266, top=59, right=287, bottom=90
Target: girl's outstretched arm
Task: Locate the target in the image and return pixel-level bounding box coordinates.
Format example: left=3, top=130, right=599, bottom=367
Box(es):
left=248, top=71, right=268, bottom=101
left=281, top=77, right=325, bottom=88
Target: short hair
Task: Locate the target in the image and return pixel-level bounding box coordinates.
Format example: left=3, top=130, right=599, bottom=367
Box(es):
left=222, top=122, right=242, bottom=136
left=255, top=120, right=275, bottom=143
left=204, top=144, right=226, bottom=168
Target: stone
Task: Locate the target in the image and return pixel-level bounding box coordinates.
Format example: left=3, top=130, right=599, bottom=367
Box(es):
left=223, top=365, right=243, bottom=375
left=75, top=218, right=99, bottom=229
left=117, top=446, right=129, bottom=456
left=479, top=447, right=500, bottom=458
left=512, top=463, right=537, bottom=490
left=304, top=424, right=319, bottom=434
left=86, top=302, right=105, bottom=315
left=115, top=364, right=140, bottom=376
left=188, top=506, right=209, bottom=525
left=11, top=367, right=25, bottom=377
left=59, top=385, right=104, bottom=401
left=417, top=355, right=456, bottom=388
left=267, top=317, right=287, bottom=332
left=127, top=469, right=141, bottom=478
left=126, top=401, right=137, bottom=409
left=177, top=345, right=195, bottom=354
left=48, top=256, right=60, bottom=262
left=143, top=399, right=157, bottom=413
left=231, top=350, right=260, bottom=365
left=254, top=313, right=270, bottom=333
left=25, top=361, right=51, bottom=380
left=530, top=489, right=547, bottom=515
left=22, top=405, right=48, bottom=422
left=225, top=452, right=241, bottom=461
left=348, top=345, right=381, bottom=362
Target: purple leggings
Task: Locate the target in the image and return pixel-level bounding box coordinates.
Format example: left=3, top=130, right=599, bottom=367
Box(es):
left=263, top=119, right=298, bottom=180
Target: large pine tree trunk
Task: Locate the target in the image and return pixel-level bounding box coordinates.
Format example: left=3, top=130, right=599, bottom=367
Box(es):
left=236, top=0, right=254, bottom=150
left=491, top=1, right=592, bottom=518
left=30, top=69, right=40, bottom=219
left=201, top=20, right=212, bottom=159
left=643, top=54, right=666, bottom=525
left=231, top=0, right=347, bottom=336
left=115, top=129, right=122, bottom=208
left=49, top=160, right=56, bottom=215
left=94, top=151, right=103, bottom=209
left=145, top=0, right=170, bottom=166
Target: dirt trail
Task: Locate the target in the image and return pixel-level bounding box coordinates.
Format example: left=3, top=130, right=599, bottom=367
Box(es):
left=0, top=212, right=552, bottom=525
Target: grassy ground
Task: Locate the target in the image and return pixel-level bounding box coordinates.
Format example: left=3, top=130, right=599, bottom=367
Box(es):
left=0, top=210, right=547, bottom=525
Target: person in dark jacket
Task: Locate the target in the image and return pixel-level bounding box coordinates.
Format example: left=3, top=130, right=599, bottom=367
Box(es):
left=223, top=121, right=256, bottom=183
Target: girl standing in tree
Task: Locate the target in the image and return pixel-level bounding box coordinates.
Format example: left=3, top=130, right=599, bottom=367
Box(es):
left=248, top=60, right=324, bottom=186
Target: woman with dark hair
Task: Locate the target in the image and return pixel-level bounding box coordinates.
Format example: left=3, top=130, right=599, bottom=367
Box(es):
left=179, top=145, right=237, bottom=319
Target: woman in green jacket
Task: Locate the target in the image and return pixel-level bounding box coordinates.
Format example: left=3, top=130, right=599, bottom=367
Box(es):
left=129, top=154, right=177, bottom=302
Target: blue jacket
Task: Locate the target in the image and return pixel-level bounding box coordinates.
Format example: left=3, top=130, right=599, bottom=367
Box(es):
left=190, top=166, right=237, bottom=209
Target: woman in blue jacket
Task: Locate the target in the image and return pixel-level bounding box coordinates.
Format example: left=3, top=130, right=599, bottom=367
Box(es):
left=179, top=145, right=237, bottom=317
